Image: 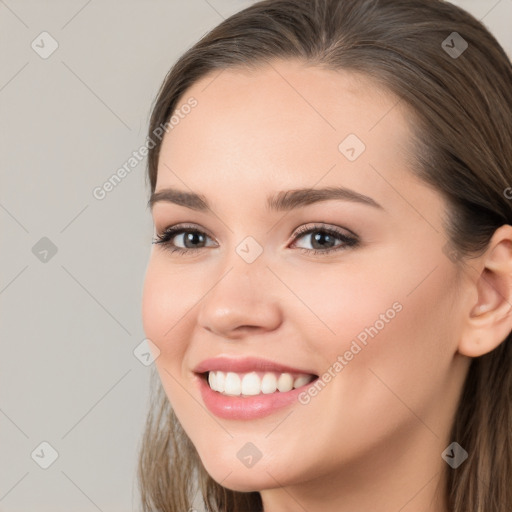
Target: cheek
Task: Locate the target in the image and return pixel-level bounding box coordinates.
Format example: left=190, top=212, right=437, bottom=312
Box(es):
left=141, top=278, right=189, bottom=409
left=327, top=256, right=458, bottom=422
left=294, top=246, right=459, bottom=409
left=141, top=259, right=199, bottom=420
left=141, top=255, right=198, bottom=359
left=141, top=265, right=170, bottom=354
left=281, top=258, right=405, bottom=353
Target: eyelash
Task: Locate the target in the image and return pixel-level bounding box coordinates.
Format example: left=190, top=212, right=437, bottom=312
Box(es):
left=152, top=223, right=359, bottom=257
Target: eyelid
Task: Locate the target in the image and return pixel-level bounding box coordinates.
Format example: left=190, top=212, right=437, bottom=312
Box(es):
left=156, top=222, right=217, bottom=241
left=290, top=222, right=357, bottom=240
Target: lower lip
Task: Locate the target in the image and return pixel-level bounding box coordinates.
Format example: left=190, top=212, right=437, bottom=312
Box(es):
left=196, top=374, right=316, bottom=420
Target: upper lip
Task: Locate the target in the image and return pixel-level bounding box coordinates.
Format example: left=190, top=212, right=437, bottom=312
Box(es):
left=193, top=356, right=318, bottom=375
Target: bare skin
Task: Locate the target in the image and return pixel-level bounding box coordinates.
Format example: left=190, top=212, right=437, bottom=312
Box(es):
left=142, top=59, right=512, bottom=512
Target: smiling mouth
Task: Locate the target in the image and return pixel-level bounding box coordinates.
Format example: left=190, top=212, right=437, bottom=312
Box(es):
left=203, top=370, right=317, bottom=397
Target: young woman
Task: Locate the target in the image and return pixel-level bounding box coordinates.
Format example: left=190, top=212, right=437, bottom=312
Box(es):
left=138, top=1, right=512, bottom=510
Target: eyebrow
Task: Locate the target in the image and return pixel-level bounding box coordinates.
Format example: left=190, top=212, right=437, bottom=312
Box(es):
left=148, top=186, right=383, bottom=212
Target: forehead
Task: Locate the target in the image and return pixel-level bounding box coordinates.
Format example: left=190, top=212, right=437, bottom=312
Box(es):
left=155, top=59, right=436, bottom=219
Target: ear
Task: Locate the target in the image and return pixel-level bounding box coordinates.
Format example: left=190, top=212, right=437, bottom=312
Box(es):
left=458, top=224, right=512, bottom=358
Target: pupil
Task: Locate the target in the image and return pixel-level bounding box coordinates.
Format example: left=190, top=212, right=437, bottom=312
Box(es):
left=312, top=231, right=334, bottom=249
left=185, top=232, right=204, bottom=248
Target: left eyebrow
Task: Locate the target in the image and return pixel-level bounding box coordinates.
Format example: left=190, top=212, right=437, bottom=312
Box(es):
left=148, top=186, right=384, bottom=212
left=267, top=186, right=383, bottom=211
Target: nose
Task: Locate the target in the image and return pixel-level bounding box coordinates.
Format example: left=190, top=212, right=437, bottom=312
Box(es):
left=196, top=251, right=283, bottom=340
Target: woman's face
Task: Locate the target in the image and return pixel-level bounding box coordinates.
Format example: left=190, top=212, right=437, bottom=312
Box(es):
left=142, top=60, right=470, bottom=496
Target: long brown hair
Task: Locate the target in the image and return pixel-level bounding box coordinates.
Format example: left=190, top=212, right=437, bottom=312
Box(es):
left=138, top=1, right=512, bottom=510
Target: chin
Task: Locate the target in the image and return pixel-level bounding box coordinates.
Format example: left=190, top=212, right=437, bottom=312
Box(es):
left=206, top=468, right=276, bottom=493
left=199, top=451, right=304, bottom=493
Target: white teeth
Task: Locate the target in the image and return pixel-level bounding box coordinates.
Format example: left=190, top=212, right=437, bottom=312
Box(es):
left=241, top=372, right=261, bottom=396
left=224, top=372, right=241, bottom=396
left=207, top=370, right=315, bottom=396
left=216, top=371, right=225, bottom=393
left=293, top=375, right=311, bottom=389
left=277, top=373, right=294, bottom=392
left=261, top=373, right=277, bottom=394
left=208, top=371, right=216, bottom=391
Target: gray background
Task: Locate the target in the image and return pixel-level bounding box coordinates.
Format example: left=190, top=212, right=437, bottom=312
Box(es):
left=0, top=1, right=510, bottom=510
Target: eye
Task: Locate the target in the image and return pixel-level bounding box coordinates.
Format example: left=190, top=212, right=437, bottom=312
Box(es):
left=152, top=222, right=359, bottom=256
left=290, top=223, right=359, bottom=256
left=152, top=224, right=216, bottom=255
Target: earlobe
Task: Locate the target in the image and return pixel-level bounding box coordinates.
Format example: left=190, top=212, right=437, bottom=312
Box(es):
left=458, top=225, right=512, bottom=358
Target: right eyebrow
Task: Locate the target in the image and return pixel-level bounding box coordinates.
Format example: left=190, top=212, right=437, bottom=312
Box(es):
left=148, top=188, right=209, bottom=211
